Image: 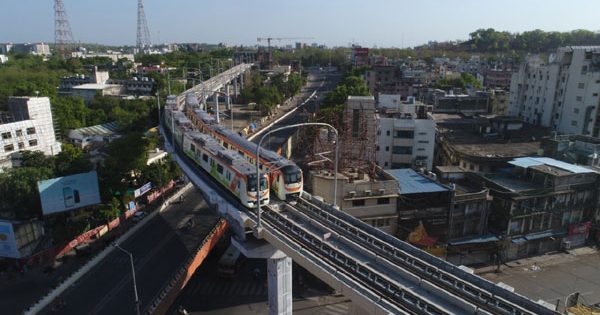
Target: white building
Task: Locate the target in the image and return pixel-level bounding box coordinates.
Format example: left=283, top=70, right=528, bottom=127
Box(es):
left=509, top=46, right=600, bottom=136
left=0, top=97, right=61, bottom=169
left=376, top=98, right=436, bottom=170
left=0, top=54, right=7, bottom=64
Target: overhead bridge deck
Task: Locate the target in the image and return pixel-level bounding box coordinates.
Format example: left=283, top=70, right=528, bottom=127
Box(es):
left=164, top=125, right=556, bottom=315
left=162, top=66, right=558, bottom=315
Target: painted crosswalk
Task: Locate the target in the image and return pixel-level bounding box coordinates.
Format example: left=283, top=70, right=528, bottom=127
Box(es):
left=322, top=301, right=350, bottom=315
left=191, top=280, right=267, bottom=297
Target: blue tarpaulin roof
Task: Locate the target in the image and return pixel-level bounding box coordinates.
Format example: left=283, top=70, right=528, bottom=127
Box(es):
left=387, top=169, right=449, bottom=194
left=448, top=234, right=499, bottom=246
left=509, top=157, right=594, bottom=174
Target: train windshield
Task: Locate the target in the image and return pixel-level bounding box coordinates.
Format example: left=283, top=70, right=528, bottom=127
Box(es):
left=247, top=175, right=268, bottom=192
left=283, top=167, right=302, bottom=184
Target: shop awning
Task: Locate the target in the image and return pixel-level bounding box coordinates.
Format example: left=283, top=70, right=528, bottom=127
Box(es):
left=449, top=234, right=499, bottom=246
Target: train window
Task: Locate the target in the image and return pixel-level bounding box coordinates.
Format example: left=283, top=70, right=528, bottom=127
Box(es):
left=223, top=142, right=228, bottom=149
left=226, top=171, right=231, bottom=181
left=284, top=171, right=301, bottom=184
left=190, top=144, right=196, bottom=153
left=217, top=164, right=224, bottom=174
left=202, top=154, right=208, bottom=162
left=211, top=159, right=215, bottom=167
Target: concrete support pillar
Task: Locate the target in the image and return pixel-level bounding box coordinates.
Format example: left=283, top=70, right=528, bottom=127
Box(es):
left=268, top=256, right=293, bottom=315
left=226, top=85, right=231, bottom=110
left=240, top=73, right=244, bottom=90
left=214, top=92, right=220, bottom=124
left=233, top=79, right=238, bottom=100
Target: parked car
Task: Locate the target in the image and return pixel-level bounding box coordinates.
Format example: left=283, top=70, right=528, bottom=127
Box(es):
left=132, top=211, right=147, bottom=222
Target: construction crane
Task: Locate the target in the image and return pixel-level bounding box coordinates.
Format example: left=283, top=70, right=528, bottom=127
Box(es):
left=257, top=37, right=314, bottom=53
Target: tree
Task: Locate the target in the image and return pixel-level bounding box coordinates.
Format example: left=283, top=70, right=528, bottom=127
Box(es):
left=54, top=143, right=93, bottom=176
left=0, top=166, right=54, bottom=218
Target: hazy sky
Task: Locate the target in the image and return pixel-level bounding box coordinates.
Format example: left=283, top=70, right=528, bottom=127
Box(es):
left=2, top=0, right=600, bottom=47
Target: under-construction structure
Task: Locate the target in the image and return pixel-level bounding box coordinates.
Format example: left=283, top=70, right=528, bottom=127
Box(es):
left=54, top=0, right=75, bottom=56
left=136, top=0, right=152, bottom=51
left=302, top=95, right=377, bottom=176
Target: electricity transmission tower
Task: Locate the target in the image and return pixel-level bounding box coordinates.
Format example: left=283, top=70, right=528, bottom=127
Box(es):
left=54, top=0, right=75, bottom=56
left=136, top=0, right=152, bottom=51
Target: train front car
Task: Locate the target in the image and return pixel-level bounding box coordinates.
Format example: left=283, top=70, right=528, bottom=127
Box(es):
left=182, top=132, right=270, bottom=208
left=244, top=173, right=270, bottom=208
left=272, top=164, right=303, bottom=201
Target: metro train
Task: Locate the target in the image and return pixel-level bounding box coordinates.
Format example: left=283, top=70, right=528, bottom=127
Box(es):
left=166, top=105, right=270, bottom=208
left=181, top=93, right=303, bottom=201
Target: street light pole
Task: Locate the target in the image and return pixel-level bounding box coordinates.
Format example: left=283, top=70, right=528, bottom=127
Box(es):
left=156, top=92, right=161, bottom=126
left=114, top=244, right=140, bottom=315
left=256, top=123, right=338, bottom=231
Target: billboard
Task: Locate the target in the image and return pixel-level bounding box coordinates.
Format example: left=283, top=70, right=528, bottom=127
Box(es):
left=134, top=182, right=152, bottom=198
left=38, top=171, right=101, bottom=215
left=0, top=221, right=19, bottom=258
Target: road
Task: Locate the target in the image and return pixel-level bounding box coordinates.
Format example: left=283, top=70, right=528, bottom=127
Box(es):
left=40, top=188, right=220, bottom=315
left=167, top=240, right=335, bottom=314
left=251, top=70, right=341, bottom=151
left=481, top=248, right=600, bottom=311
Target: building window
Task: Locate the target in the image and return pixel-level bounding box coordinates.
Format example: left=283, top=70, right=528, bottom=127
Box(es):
left=377, top=198, right=390, bottom=205
left=394, top=130, right=414, bottom=139
left=572, top=120, right=578, bottom=126
left=352, top=199, right=365, bottom=207
left=15, top=130, right=22, bottom=137
left=216, top=164, right=224, bottom=174
left=4, top=144, right=14, bottom=152
left=392, top=146, right=412, bottom=155
left=574, top=108, right=580, bottom=114
left=28, top=139, right=38, bottom=146
left=376, top=145, right=380, bottom=151
left=385, top=146, right=389, bottom=152
left=18, top=142, right=24, bottom=149
left=576, top=96, right=583, bottom=102
left=202, top=153, right=208, bottom=162
left=352, top=109, right=360, bottom=138
left=384, top=162, right=388, bottom=167
left=386, top=130, right=390, bottom=136
left=26, top=127, right=36, bottom=135
left=1, top=132, right=13, bottom=140
left=418, top=140, right=429, bottom=144
left=578, top=83, right=585, bottom=89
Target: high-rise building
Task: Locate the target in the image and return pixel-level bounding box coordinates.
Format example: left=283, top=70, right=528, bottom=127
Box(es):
left=0, top=97, right=61, bottom=169
left=509, top=46, right=600, bottom=136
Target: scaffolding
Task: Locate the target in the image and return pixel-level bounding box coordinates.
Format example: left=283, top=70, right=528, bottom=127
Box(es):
left=300, top=96, right=377, bottom=179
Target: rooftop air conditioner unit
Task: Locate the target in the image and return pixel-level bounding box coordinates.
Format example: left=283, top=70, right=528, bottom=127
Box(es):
left=348, top=191, right=356, bottom=198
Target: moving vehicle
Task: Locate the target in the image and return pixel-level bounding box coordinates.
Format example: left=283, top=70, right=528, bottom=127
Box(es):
left=217, top=244, right=244, bottom=278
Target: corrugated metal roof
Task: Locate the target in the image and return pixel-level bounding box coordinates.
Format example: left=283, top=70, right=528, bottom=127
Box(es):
left=386, top=168, right=449, bottom=194
left=508, top=157, right=594, bottom=174
left=72, top=122, right=119, bottom=137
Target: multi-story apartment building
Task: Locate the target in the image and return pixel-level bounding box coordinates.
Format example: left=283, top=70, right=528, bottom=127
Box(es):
left=509, top=46, right=600, bottom=136
left=0, top=97, right=61, bottom=169
left=376, top=98, right=435, bottom=170
left=310, top=167, right=400, bottom=235
left=482, top=157, right=599, bottom=260
left=484, top=68, right=513, bottom=90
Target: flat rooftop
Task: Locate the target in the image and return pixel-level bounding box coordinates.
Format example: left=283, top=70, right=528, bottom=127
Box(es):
left=509, top=157, right=595, bottom=174
left=386, top=168, right=449, bottom=194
